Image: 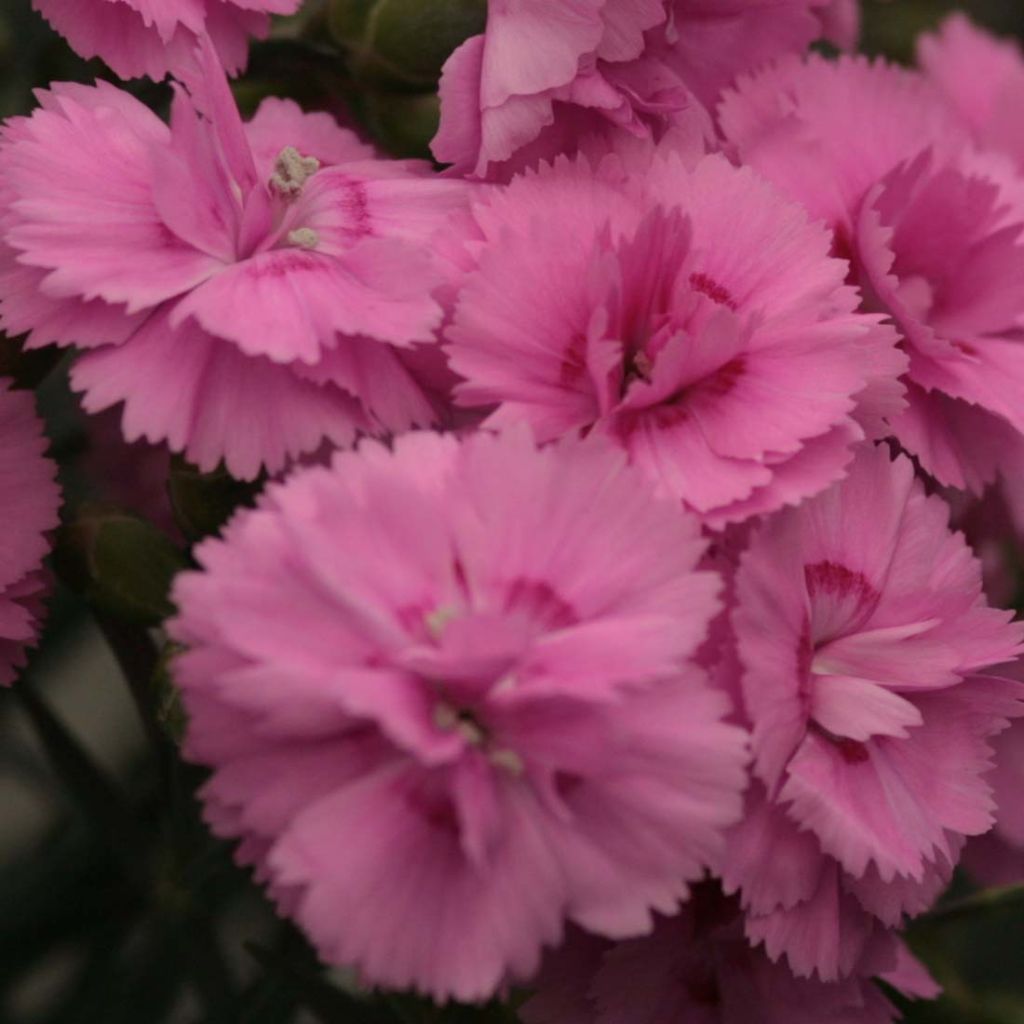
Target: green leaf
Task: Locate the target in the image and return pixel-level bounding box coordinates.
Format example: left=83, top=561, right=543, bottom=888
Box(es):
left=54, top=503, right=189, bottom=626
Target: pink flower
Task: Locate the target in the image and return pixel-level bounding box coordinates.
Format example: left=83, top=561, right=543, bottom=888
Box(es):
left=431, top=0, right=832, bottom=180
left=444, top=149, right=904, bottom=526
left=918, top=14, right=1024, bottom=170
left=0, top=379, right=61, bottom=686
left=521, top=883, right=938, bottom=1024
left=0, top=46, right=468, bottom=480
left=169, top=429, right=747, bottom=1001
left=31, top=0, right=301, bottom=81
left=721, top=54, right=1024, bottom=495
left=725, top=445, right=1022, bottom=974
left=721, top=782, right=957, bottom=981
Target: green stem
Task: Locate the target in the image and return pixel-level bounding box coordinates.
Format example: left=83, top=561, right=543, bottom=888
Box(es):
left=920, top=883, right=1024, bottom=926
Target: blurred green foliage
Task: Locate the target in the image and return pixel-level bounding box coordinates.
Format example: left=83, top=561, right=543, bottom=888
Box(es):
left=1, top=1, right=1024, bottom=1022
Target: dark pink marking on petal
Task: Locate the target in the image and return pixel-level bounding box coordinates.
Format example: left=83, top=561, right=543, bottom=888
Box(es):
left=689, top=272, right=738, bottom=311
left=558, top=333, right=588, bottom=387
left=804, top=561, right=878, bottom=606
left=810, top=721, right=872, bottom=765
left=503, top=579, right=577, bottom=629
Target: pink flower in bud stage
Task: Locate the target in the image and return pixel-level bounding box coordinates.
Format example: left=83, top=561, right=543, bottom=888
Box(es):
left=444, top=149, right=904, bottom=526
left=520, top=883, right=938, bottom=1024
left=169, top=428, right=747, bottom=1002
left=0, top=380, right=60, bottom=686
left=720, top=55, right=1024, bottom=495
left=432, top=0, right=835, bottom=180
left=0, top=44, right=469, bottom=480
left=31, top=0, right=301, bottom=81
left=725, top=444, right=1023, bottom=978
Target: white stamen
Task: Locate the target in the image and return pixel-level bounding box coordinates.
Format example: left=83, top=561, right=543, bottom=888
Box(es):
left=490, top=749, right=525, bottom=776
left=433, top=703, right=460, bottom=731
left=425, top=605, right=457, bottom=639
left=270, top=146, right=321, bottom=198
left=287, top=227, right=320, bottom=250
left=433, top=702, right=485, bottom=746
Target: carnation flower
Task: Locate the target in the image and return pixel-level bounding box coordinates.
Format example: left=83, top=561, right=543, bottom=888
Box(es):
left=918, top=14, right=1024, bottom=171
left=31, top=0, right=300, bottom=81
left=0, top=45, right=468, bottom=479
left=431, top=0, right=832, bottom=180
left=169, top=429, right=747, bottom=1001
left=725, top=445, right=1023, bottom=976
left=520, top=883, right=937, bottom=1024
left=721, top=54, right=1024, bottom=495
left=445, top=149, right=903, bottom=526
left=0, top=379, right=61, bottom=685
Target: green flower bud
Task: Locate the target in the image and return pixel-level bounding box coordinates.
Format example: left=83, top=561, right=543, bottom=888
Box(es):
left=329, top=0, right=487, bottom=88
left=361, top=90, right=441, bottom=159
left=55, top=504, right=188, bottom=627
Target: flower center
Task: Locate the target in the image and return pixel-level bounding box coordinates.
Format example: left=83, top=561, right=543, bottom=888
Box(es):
left=433, top=701, right=524, bottom=776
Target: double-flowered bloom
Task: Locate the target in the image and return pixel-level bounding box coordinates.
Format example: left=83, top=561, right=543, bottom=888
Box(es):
left=432, top=0, right=842, bottom=179
left=721, top=54, right=1024, bottom=495
left=170, top=429, right=748, bottom=1000
left=723, top=446, right=1023, bottom=980
left=445, top=146, right=903, bottom=526
left=0, top=44, right=469, bottom=479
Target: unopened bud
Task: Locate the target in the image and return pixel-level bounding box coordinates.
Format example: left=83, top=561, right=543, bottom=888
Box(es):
left=329, top=0, right=487, bottom=87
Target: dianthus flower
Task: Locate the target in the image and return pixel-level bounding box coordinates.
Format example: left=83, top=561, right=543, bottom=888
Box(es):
left=520, top=883, right=938, bottom=1024
left=0, top=379, right=60, bottom=685
left=918, top=14, right=1024, bottom=171
left=720, top=55, right=1024, bottom=495
left=432, top=0, right=835, bottom=179
left=444, top=150, right=904, bottom=526
left=723, top=445, right=1023, bottom=978
left=0, top=45, right=468, bottom=479
left=32, top=0, right=300, bottom=81
left=169, top=429, right=747, bottom=1001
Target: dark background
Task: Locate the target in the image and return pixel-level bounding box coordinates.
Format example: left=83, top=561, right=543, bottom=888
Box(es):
left=0, top=1, right=1022, bottom=1022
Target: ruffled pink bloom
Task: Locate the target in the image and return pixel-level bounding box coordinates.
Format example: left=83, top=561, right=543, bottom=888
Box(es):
left=918, top=14, right=1024, bottom=170
left=432, top=0, right=831, bottom=179
left=32, top=0, right=300, bottom=81
left=0, top=47, right=468, bottom=479
left=445, top=149, right=903, bottom=526
left=169, top=429, right=747, bottom=1001
left=0, top=380, right=61, bottom=685
left=721, top=54, right=1024, bottom=495
left=521, top=883, right=937, bottom=1024
left=721, top=782, right=957, bottom=982
left=725, top=445, right=1023, bottom=976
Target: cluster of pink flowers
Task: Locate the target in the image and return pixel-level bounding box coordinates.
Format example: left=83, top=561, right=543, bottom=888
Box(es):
left=5, top=1, right=1024, bottom=1020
